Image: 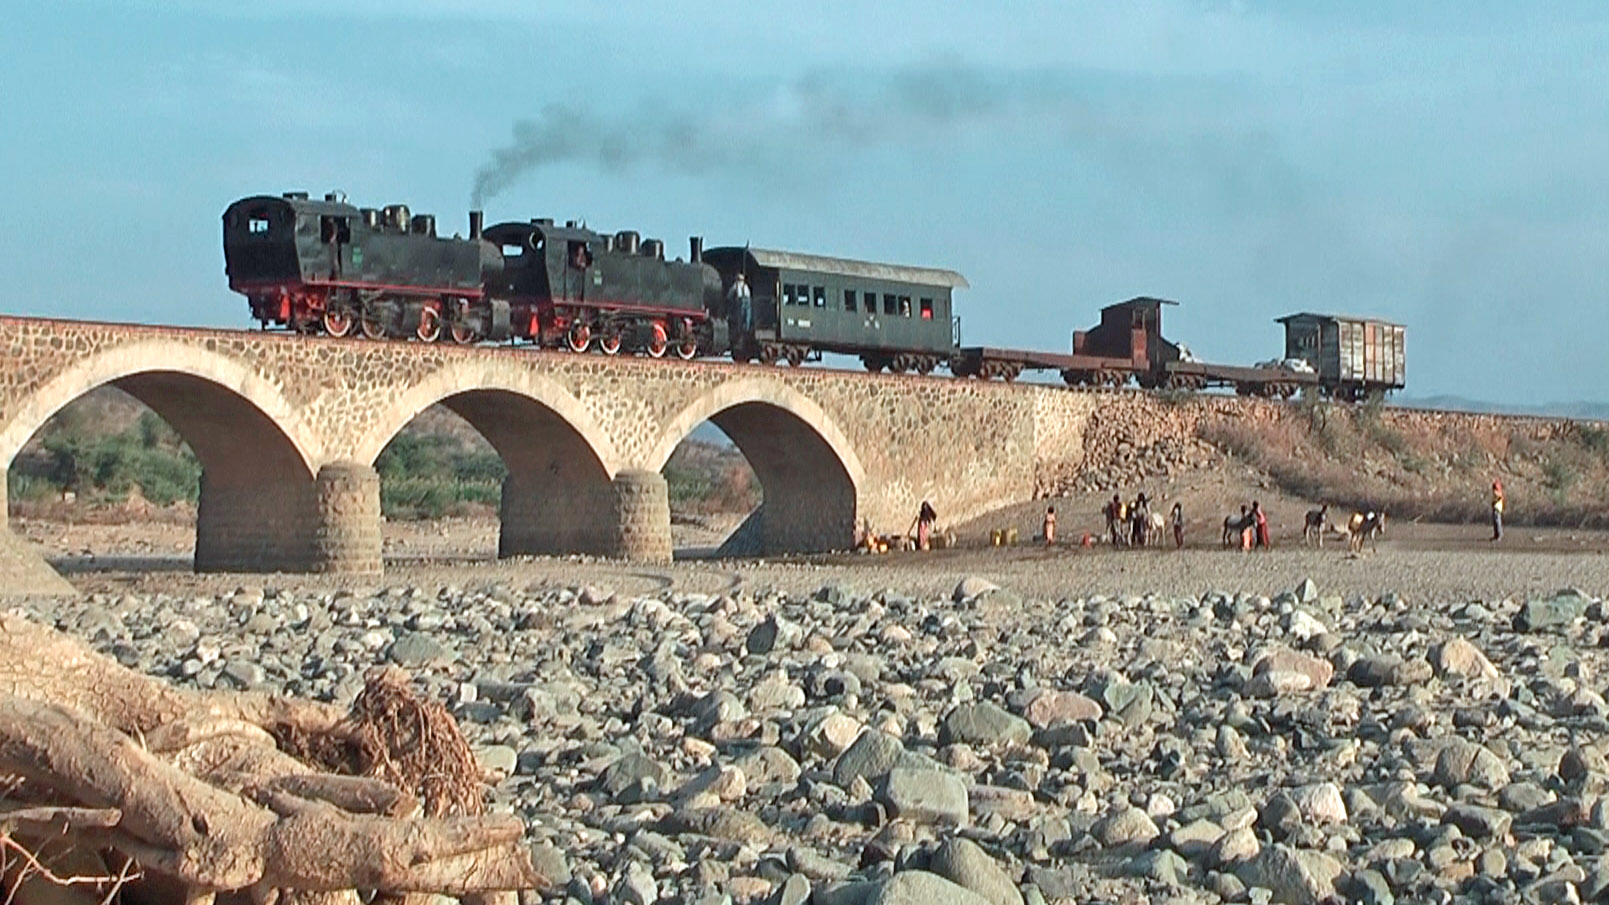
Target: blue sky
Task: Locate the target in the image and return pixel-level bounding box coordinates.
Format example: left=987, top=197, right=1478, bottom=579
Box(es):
left=3, top=1, right=1607, bottom=405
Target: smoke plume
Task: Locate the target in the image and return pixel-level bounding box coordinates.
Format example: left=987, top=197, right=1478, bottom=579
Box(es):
left=470, top=65, right=1022, bottom=207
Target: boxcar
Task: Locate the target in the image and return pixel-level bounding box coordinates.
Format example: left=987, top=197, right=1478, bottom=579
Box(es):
left=702, top=246, right=967, bottom=372
left=1277, top=312, right=1406, bottom=400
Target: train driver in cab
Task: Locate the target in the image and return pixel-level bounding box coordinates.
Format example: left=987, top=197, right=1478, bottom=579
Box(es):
left=569, top=242, right=590, bottom=269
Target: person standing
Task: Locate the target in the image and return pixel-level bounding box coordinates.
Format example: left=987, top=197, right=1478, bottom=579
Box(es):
left=1043, top=505, right=1057, bottom=546
left=1491, top=480, right=1505, bottom=541
left=1105, top=494, right=1124, bottom=547
left=727, top=273, right=753, bottom=334
left=1252, top=500, right=1270, bottom=550
left=1171, top=502, right=1184, bottom=549
left=1131, top=493, right=1151, bottom=547
left=914, top=500, right=937, bottom=551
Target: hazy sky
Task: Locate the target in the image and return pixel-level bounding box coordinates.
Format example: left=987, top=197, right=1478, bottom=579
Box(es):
left=4, top=1, right=1606, bottom=405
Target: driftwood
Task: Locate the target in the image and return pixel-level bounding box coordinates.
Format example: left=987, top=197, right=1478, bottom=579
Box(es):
left=0, top=612, right=542, bottom=903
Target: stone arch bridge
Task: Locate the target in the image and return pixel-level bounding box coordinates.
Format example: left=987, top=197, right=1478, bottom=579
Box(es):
left=0, top=317, right=1096, bottom=590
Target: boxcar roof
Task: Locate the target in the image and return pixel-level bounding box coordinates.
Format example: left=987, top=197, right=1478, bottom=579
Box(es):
left=1276, top=312, right=1405, bottom=328
left=738, top=247, right=969, bottom=289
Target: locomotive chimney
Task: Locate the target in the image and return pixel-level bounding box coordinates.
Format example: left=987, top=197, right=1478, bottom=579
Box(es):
left=690, top=236, right=703, bottom=263
left=469, top=210, right=483, bottom=240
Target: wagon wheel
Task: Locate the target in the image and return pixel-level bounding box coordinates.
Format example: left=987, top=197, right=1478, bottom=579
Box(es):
left=1002, top=364, right=1021, bottom=383
left=449, top=321, right=479, bottom=345
left=862, top=356, right=884, bottom=373
left=646, top=321, right=669, bottom=359
left=565, top=321, right=592, bottom=353
left=674, top=321, right=698, bottom=360
left=915, top=356, right=936, bottom=376
left=786, top=346, right=806, bottom=367
left=360, top=307, right=387, bottom=339
left=322, top=307, right=354, bottom=338
left=416, top=307, right=442, bottom=342
left=598, top=326, right=623, bottom=356
left=757, top=343, right=780, bottom=365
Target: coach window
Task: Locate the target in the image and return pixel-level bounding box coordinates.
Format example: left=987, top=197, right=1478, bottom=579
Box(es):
left=248, top=216, right=270, bottom=235
left=898, top=296, right=911, bottom=317
left=883, top=293, right=897, bottom=315
left=920, top=298, right=933, bottom=320
left=844, top=289, right=857, bottom=312
left=813, top=286, right=826, bottom=308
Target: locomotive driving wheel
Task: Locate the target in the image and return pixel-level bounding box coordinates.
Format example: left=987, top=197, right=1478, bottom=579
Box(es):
left=416, top=307, right=442, bottom=343
left=449, top=322, right=479, bottom=345
left=359, top=305, right=387, bottom=339
left=674, top=321, right=698, bottom=360
left=565, top=322, right=592, bottom=353
left=598, top=326, right=623, bottom=356
left=646, top=322, right=669, bottom=359
left=322, top=307, right=354, bottom=338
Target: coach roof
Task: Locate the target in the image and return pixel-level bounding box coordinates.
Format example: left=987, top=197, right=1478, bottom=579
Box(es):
left=728, top=247, right=969, bottom=289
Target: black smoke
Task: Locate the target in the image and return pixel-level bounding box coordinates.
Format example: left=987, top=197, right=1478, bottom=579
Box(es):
left=470, top=64, right=1021, bottom=207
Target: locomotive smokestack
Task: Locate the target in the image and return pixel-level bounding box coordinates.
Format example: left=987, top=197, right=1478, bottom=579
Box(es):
left=690, top=236, right=703, bottom=263
left=469, top=210, right=483, bottom=240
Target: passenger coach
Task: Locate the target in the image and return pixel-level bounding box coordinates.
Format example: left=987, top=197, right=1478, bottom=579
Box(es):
left=701, top=247, right=968, bottom=373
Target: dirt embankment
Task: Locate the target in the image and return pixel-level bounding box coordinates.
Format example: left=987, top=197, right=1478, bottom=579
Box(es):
left=1043, top=394, right=1609, bottom=529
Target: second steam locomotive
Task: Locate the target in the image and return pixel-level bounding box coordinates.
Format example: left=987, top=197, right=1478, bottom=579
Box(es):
left=223, top=192, right=1404, bottom=400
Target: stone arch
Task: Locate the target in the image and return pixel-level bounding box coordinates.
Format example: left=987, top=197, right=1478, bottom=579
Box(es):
left=354, top=364, right=622, bottom=558
left=651, top=377, right=864, bottom=555
left=0, top=342, right=321, bottom=572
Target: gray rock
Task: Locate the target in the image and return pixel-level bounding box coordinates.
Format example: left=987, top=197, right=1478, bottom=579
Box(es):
left=1348, top=654, right=1433, bottom=687
left=939, top=702, right=1032, bottom=747
left=600, top=752, right=669, bottom=797
left=473, top=744, right=517, bottom=777
left=747, top=613, right=801, bottom=654
left=1127, top=849, right=1189, bottom=887
left=928, top=837, right=1024, bottom=905
left=1433, top=739, right=1511, bottom=790
left=1444, top=803, right=1513, bottom=839
left=955, top=576, right=1001, bottom=602
left=868, top=871, right=992, bottom=905
left=221, top=657, right=266, bottom=688
left=834, top=730, right=906, bottom=788
left=612, top=858, right=658, bottom=905
left=528, top=842, right=571, bottom=890
left=1347, top=868, right=1394, bottom=905
left=1090, top=677, right=1153, bottom=727
left=770, top=873, right=812, bottom=905
left=1092, top=806, right=1160, bottom=848
left=1236, top=844, right=1343, bottom=905
left=1516, top=591, right=1590, bottom=632
left=659, top=807, right=771, bottom=843
left=878, top=768, right=969, bottom=826
left=387, top=632, right=454, bottom=668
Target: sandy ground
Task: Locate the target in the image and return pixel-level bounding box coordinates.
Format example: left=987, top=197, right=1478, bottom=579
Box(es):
left=15, top=505, right=1609, bottom=607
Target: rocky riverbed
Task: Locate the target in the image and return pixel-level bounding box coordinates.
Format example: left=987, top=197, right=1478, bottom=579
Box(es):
left=11, top=565, right=1609, bottom=905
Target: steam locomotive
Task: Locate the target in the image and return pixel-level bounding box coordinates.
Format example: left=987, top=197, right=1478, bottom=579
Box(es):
left=222, top=192, right=1404, bottom=399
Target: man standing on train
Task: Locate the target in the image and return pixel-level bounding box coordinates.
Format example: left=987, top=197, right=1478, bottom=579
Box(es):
left=727, top=272, right=752, bottom=335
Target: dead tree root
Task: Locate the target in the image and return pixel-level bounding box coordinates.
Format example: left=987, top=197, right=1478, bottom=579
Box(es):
left=0, top=612, right=541, bottom=902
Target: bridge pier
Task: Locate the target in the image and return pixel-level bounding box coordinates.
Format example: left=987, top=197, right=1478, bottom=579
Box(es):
left=309, top=462, right=382, bottom=575
left=0, top=470, right=76, bottom=596
left=194, top=462, right=380, bottom=575
left=608, top=470, right=671, bottom=563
